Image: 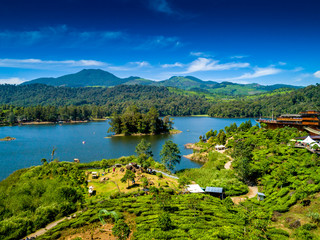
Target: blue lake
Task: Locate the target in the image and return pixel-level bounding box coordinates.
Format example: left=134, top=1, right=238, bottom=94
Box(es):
left=0, top=117, right=254, bottom=180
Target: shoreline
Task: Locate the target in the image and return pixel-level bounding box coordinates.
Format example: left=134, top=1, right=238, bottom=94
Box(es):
left=111, top=129, right=182, bottom=137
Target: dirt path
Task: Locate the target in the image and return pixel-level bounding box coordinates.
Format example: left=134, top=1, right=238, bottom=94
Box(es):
left=223, top=154, right=258, bottom=204
left=224, top=160, right=232, bottom=169
left=224, top=154, right=234, bottom=170
left=26, top=216, right=72, bottom=239
left=231, top=186, right=258, bottom=204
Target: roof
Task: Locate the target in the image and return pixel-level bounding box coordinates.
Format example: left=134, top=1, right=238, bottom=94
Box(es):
left=215, top=145, right=225, bottom=148
left=186, top=184, right=205, bottom=193
left=302, top=136, right=316, bottom=144
left=257, top=192, right=265, bottom=196
left=279, top=114, right=301, bottom=118
left=205, top=187, right=223, bottom=193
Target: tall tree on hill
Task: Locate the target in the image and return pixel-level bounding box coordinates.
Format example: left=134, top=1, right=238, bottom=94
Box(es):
left=147, top=107, right=160, bottom=134
left=135, top=139, right=153, bottom=158
left=160, top=140, right=181, bottom=171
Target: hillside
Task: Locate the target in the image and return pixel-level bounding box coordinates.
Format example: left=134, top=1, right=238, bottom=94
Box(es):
left=0, top=84, right=211, bottom=116
left=208, top=84, right=320, bottom=118
left=21, top=69, right=300, bottom=96
left=21, top=69, right=138, bottom=87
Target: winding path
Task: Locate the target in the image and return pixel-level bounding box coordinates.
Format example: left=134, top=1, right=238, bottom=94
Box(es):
left=153, top=169, right=179, bottom=179
left=25, top=216, right=72, bottom=239
left=223, top=154, right=258, bottom=204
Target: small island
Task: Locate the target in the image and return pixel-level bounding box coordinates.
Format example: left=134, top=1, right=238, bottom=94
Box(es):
left=0, top=136, right=16, bottom=141
left=108, top=106, right=179, bottom=136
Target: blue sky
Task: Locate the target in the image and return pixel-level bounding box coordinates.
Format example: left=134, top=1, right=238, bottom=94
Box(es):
left=0, top=0, right=319, bottom=85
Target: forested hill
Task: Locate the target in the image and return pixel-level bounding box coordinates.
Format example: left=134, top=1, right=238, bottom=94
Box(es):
left=208, top=84, right=320, bottom=118
left=21, top=69, right=300, bottom=96
left=20, top=69, right=137, bottom=87
left=0, top=84, right=210, bottom=116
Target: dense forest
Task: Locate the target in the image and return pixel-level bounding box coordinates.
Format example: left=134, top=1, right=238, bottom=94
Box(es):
left=0, top=104, right=109, bottom=125
left=0, top=84, right=211, bottom=116
left=1, top=83, right=320, bottom=121
left=208, top=84, right=320, bottom=118
left=108, top=106, right=173, bottom=135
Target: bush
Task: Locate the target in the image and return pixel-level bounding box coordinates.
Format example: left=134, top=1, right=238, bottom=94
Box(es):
left=157, top=212, right=173, bottom=231
left=156, top=172, right=163, bottom=179
left=112, top=219, right=130, bottom=240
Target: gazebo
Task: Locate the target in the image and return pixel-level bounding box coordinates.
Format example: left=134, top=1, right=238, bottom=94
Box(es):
left=302, top=136, right=316, bottom=145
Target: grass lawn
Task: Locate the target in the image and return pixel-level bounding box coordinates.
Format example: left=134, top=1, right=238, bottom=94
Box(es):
left=86, top=167, right=179, bottom=198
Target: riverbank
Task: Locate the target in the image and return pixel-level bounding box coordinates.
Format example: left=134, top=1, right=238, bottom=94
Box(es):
left=21, top=120, right=90, bottom=125
left=112, top=129, right=182, bottom=137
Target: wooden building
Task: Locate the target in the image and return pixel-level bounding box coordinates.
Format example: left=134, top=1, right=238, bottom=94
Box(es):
left=257, top=110, right=320, bottom=135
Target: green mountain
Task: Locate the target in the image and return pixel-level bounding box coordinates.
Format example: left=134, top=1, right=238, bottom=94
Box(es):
left=21, top=69, right=139, bottom=87
left=21, top=69, right=301, bottom=95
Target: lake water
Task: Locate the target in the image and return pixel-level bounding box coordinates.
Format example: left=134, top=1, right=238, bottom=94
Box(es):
left=0, top=117, right=254, bottom=180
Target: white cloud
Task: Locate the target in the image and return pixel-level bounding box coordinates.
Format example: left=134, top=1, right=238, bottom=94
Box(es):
left=234, top=67, right=282, bottom=80
left=0, top=77, right=25, bottom=85
left=230, top=55, right=247, bottom=59
left=161, top=62, right=184, bottom=68
left=314, top=71, right=320, bottom=78
left=190, top=52, right=204, bottom=57
left=0, top=58, right=106, bottom=69
left=129, top=61, right=150, bottom=67
left=185, top=57, right=250, bottom=73
left=107, top=61, right=151, bottom=72
left=218, top=67, right=282, bottom=82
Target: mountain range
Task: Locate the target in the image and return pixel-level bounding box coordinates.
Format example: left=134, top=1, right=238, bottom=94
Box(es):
left=21, top=69, right=301, bottom=95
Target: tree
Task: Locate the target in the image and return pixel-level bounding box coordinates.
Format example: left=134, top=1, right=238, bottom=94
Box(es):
left=121, top=170, right=136, bottom=187
left=100, top=159, right=108, bottom=172
left=135, top=139, right=153, bottom=158
left=178, top=176, right=191, bottom=190
left=41, top=158, right=47, bottom=165
left=112, top=219, right=130, bottom=240
left=157, top=212, right=173, bottom=231
left=160, top=140, right=181, bottom=171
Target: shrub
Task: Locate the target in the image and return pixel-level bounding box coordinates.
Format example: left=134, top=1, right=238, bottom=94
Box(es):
left=156, top=172, right=163, bottom=179
left=112, top=219, right=130, bottom=240
left=157, top=212, right=173, bottom=231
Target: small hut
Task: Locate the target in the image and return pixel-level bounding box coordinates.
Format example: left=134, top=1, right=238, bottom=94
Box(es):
left=186, top=184, right=205, bottom=193
left=205, top=187, right=224, bottom=199
left=257, top=192, right=266, bottom=201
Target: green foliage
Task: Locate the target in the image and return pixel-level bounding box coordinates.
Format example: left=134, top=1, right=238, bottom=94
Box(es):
left=0, top=84, right=211, bottom=125
left=178, top=151, right=248, bottom=196
left=160, top=140, right=181, bottom=171
left=121, top=170, right=136, bottom=187
left=135, top=139, right=153, bottom=158
left=156, top=172, right=163, bottom=179
left=112, top=219, right=130, bottom=240
left=178, top=176, right=191, bottom=189
left=108, top=106, right=170, bottom=135
left=307, top=212, right=320, bottom=224
left=157, top=212, right=173, bottom=231
left=208, top=84, right=320, bottom=118
left=0, top=162, right=87, bottom=240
